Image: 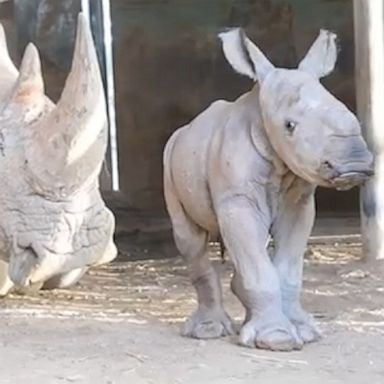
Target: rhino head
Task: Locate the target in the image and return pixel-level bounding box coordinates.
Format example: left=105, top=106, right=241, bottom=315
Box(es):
left=219, top=29, right=374, bottom=190
left=0, top=14, right=117, bottom=287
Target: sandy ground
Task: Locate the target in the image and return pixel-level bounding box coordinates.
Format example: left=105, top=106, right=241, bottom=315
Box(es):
left=1, top=243, right=384, bottom=384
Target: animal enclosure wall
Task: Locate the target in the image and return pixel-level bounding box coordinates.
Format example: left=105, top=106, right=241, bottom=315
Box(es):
left=111, top=0, right=357, bottom=216
left=5, top=0, right=357, bottom=225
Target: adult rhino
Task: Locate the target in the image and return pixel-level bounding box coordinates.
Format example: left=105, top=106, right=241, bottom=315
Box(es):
left=0, top=14, right=116, bottom=295
left=163, top=29, right=373, bottom=351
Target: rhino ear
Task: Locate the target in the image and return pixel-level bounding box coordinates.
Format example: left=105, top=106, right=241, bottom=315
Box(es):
left=8, top=43, right=45, bottom=106
left=298, top=29, right=338, bottom=79
left=218, top=28, right=274, bottom=82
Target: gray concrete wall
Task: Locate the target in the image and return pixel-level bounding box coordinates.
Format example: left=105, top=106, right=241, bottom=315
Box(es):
left=10, top=0, right=358, bottom=218
left=111, top=0, right=357, bottom=215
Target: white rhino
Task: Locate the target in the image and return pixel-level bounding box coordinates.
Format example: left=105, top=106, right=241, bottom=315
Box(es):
left=0, top=14, right=117, bottom=296
left=163, top=29, right=373, bottom=351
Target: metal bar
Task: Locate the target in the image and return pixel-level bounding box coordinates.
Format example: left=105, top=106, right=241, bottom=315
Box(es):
left=354, top=0, right=384, bottom=260
left=101, top=0, right=119, bottom=191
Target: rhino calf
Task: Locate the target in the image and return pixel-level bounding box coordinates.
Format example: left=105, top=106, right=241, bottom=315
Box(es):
left=0, top=14, right=117, bottom=296
left=164, top=29, right=373, bottom=351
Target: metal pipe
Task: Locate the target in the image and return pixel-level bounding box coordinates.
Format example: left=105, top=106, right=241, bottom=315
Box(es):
left=101, top=0, right=119, bottom=191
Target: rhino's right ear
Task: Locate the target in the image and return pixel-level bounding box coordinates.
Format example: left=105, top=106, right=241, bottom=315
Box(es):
left=298, top=29, right=338, bottom=78
left=218, top=28, right=274, bottom=82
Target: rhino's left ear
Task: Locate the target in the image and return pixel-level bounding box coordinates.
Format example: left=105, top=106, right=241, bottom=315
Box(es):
left=9, top=43, right=44, bottom=105
left=298, top=29, right=338, bottom=79
left=4, top=43, right=47, bottom=121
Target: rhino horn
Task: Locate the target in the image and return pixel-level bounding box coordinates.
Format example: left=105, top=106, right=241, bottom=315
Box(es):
left=25, top=13, right=107, bottom=197
left=0, top=23, right=18, bottom=100
left=56, top=13, right=105, bottom=124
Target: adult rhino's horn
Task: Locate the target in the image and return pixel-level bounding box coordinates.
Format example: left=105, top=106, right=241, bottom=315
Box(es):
left=0, top=23, right=17, bottom=75
left=53, top=12, right=107, bottom=176
left=26, top=13, right=107, bottom=197
left=0, top=24, right=18, bottom=100
left=56, top=13, right=105, bottom=122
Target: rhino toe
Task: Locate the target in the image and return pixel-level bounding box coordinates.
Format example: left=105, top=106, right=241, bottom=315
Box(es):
left=182, top=308, right=235, bottom=339
left=295, top=321, right=322, bottom=344
left=238, top=316, right=303, bottom=351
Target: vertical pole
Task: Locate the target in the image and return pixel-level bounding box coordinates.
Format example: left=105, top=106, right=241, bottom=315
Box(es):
left=101, top=0, right=119, bottom=191
left=354, top=0, right=384, bottom=260
left=82, top=0, right=119, bottom=192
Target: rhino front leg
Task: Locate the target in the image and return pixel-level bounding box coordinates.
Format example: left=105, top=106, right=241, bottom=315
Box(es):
left=218, top=196, right=302, bottom=351
left=271, top=191, right=321, bottom=344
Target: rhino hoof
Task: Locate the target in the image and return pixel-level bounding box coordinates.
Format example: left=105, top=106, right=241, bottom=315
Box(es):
left=239, top=318, right=303, bottom=351
left=286, top=308, right=322, bottom=344
left=182, top=308, right=235, bottom=339
left=294, top=321, right=322, bottom=344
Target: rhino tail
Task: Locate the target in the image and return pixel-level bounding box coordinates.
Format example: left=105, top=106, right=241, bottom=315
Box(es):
left=163, top=129, right=182, bottom=186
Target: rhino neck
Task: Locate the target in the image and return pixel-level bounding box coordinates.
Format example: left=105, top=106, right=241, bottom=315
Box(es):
left=244, top=85, right=287, bottom=177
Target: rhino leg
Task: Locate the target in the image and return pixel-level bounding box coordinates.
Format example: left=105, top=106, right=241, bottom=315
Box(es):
left=42, top=267, right=88, bottom=290
left=218, top=196, right=302, bottom=351
left=271, top=193, right=321, bottom=344
left=164, top=182, right=234, bottom=339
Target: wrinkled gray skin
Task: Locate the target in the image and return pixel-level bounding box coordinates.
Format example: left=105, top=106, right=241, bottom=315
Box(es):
left=163, top=29, right=373, bottom=351
left=0, top=14, right=117, bottom=296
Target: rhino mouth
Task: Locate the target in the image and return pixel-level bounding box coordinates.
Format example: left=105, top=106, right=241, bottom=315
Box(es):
left=330, top=170, right=373, bottom=191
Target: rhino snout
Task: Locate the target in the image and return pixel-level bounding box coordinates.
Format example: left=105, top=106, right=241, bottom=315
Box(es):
left=319, top=156, right=374, bottom=190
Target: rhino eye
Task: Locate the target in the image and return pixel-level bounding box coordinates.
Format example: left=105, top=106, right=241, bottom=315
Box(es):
left=284, top=120, right=297, bottom=134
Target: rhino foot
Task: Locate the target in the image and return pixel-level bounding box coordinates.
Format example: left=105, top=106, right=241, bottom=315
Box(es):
left=294, top=321, right=322, bottom=344
left=238, top=315, right=303, bottom=351
left=287, top=307, right=322, bottom=344
left=182, top=308, right=235, bottom=339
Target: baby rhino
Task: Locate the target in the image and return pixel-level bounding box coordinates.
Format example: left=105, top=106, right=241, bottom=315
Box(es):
left=163, top=29, right=373, bottom=351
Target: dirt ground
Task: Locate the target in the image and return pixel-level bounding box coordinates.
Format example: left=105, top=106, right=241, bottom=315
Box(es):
left=1, top=242, right=384, bottom=384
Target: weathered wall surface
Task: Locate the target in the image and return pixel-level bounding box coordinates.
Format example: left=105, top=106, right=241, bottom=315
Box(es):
left=111, top=0, right=357, bottom=214
left=9, top=0, right=357, bottom=216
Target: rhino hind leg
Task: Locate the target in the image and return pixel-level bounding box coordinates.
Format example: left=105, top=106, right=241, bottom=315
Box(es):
left=42, top=267, right=88, bottom=290
left=164, top=182, right=234, bottom=339
left=181, top=244, right=235, bottom=340
left=175, top=219, right=234, bottom=340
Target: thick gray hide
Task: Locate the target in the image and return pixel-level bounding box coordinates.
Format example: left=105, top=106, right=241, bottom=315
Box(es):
left=0, top=14, right=117, bottom=296
left=163, top=29, right=373, bottom=351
